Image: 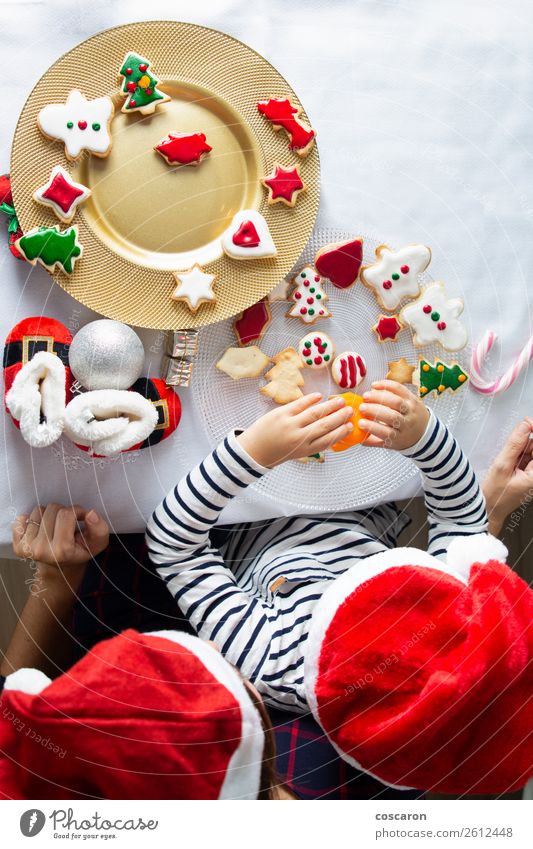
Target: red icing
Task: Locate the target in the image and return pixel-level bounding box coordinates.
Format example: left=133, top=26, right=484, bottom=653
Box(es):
left=126, top=81, right=136, bottom=92
left=232, top=220, right=260, bottom=248
left=126, top=68, right=133, bottom=75
left=302, top=348, right=311, bottom=356
left=257, top=98, right=315, bottom=152
left=401, top=265, right=410, bottom=273
left=41, top=171, right=84, bottom=215
left=130, top=99, right=136, bottom=107
left=146, top=88, right=152, bottom=96
left=423, top=304, right=432, bottom=314
left=78, top=121, right=87, bottom=130
left=263, top=163, right=304, bottom=203
left=155, top=132, right=212, bottom=165
left=437, top=321, right=447, bottom=330
left=338, top=353, right=366, bottom=389
left=357, top=355, right=367, bottom=378
left=303, top=280, right=310, bottom=287
left=294, top=291, right=302, bottom=300
left=139, top=63, right=148, bottom=72
left=383, top=280, right=392, bottom=290
left=315, top=238, right=363, bottom=289
left=233, top=298, right=271, bottom=346
left=300, top=307, right=307, bottom=315
left=374, top=315, right=403, bottom=342
left=307, top=297, right=314, bottom=304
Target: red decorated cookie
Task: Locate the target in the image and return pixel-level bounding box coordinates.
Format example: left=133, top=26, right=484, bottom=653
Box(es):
left=233, top=299, right=272, bottom=347
left=257, top=97, right=316, bottom=157
left=155, top=132, right=212, bottom=166
left=373, top=314, right=404, bottom=342
left=314, top=238, right=363, bottom=289
left=262, top=162, right=305, bottom=207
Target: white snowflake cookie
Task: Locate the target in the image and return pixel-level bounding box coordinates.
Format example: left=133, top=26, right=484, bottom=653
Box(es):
left=400, top=283, right=468, bottom=351
left=171, top=264, right=216, bottom=312
left=221, top=210, right=276, bottom=259
left=37, top=90, right=114, bottom=161
left=361, top=244, right=431, bottom=311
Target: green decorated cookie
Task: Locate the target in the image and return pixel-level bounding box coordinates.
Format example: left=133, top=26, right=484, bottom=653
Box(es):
left=418, top=359, right=469, bottom=396
left=118, top=53, right=170, bottom=115
left=16, top=225, right=83, bottom=275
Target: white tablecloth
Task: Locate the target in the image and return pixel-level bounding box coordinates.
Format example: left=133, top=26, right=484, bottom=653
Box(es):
left=1, top=0, right=532, bottom=552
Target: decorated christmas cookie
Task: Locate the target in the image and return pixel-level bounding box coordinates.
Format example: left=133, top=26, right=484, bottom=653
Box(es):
left=297, top=452, right=325, bottom=464
left=0, top=173, right=24, bottom=260
left=400, top=283, right=467, bottom=351
left=415, top=359, right=469, bottom=397
left=267, top=278, right=289, bottom=301
left=37, top=90, right=113, bottom=161
left=314, top=238, right=363, bottom=289
left=234, top=299, right=272, bottom=346
left=221, top=210, right=276, bottom=260
left=298, top=333, right=335, bottom=369
left=373, top=314, right=404, bottom=343
left=33, top=165, right=91, bottom=224
left=330, top=393, right=369, bottom=452
left=216, top=346, right=271, bottom=379
left=155, top=132, right=212, bottom=166
left=257, top=97, right=316, bottom=157
left=332, top=352, right=367, bottom=389
left=386, top=357, right=415, bottom=384
left=118, top=53, right=170, bottom=115
left=15, top=225, right=82, bottom=275
left=261, top=347, right=304, bottom=404
left=361, top=244, right=431, bottom=311
left=262, top=162, right=305, bottom=207
left=287, top=266, right=331, bottom=324
left=171, top=264, right=216, bottom=312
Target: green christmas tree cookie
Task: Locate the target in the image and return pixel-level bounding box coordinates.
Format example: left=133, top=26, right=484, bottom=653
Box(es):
left=16, top=225, right=83, bottom=275
left=118, top=53, right=171, bottom=115
left=417, top=359, right=469, bottom=396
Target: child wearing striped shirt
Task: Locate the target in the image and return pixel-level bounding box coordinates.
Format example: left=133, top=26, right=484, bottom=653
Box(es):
left=146, top=379, right=487, bottom=714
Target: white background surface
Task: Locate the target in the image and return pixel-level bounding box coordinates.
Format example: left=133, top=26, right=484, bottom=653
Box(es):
left=1, top=0, right=532, bottom=550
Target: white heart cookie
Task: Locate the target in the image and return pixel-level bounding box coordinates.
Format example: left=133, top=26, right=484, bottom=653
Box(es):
left=221, top=209, right=276, bottom=259
left=400, top=283, right=468, bottom=351
left=361, top=244, right=431, bottom=311
left=38, top=90, right=114, bottom=161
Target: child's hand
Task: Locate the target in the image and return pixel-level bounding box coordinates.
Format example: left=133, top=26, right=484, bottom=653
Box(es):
left=237, top=393, right=353, bottom=467
left=358, top=380, right=430, bottom=451
left=483, top=417, right=533, bottom=535
left=12, top=504, right=110, bottom=582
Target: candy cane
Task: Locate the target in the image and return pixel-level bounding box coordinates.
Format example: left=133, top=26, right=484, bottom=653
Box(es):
left=470, top=330, right=533, bottom=394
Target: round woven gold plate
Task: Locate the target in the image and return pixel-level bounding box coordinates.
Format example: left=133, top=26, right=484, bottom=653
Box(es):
left=11, top=21, right=320, bottom=330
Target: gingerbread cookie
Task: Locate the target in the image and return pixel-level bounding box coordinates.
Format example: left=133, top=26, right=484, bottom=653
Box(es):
left=15, top=225, right=83, bottom=275
left=332, top=352, right=367, bottom=389
left=296, top=452, right=325, bottom=464
left=414, top=359, right=469, bottom=396
left=373, top=314, right=404, bottom=342
left=171, top=264, right=216, bottom=312
left=267, top=279, right=289, bottom=301
left=330, top=392, right=369, bottom=452
left=33, top=165, right=91, bottom=224
left=221, top=210, right=276, bottom=260
left=216, top=346, right=271, bottom=379
left=361, top=244, right=431, bottom=311
left=37, top=90, right=113, bottom=161
left=314, top=238, right=363, bottom=289
left=400, top=283, right=467, bottom=351
left=298, top=333, right=335, bottom=369
left=257, top=97, right=316, bottom=157
left=287, top=266, right=331, bottom=324
left=234, top=299, right=272, bottom=346
left=262, top=162, right=305, bottom=207
left=261, top=347, right=304, bottom=404
left=154, top=132, right=212, bottom=166
left=118, top=53, right=170, bottom=115
left=386, top=357, right=415, bottom=384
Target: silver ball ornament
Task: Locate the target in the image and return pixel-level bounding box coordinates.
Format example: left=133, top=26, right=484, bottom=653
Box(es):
left=69, top=319, right=145, bottom=390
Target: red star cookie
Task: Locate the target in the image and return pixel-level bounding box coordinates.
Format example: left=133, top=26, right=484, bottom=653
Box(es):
left=373, top=314, right=404, bottom=342
left=262, top=162, right=305, bottom=207
left=33, top=165, right=91, bottom=224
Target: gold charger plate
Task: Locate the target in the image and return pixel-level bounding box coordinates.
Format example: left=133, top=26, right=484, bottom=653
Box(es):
left=11, top=20, right=320, bottom=329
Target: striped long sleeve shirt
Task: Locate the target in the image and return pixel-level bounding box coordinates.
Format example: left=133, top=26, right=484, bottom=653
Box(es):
left=146, top=411, right=487, bottom=713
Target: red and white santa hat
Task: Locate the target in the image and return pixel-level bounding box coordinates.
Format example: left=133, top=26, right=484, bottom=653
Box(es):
left=0, top=630, right=264, bottom=800
left=305, top=534, right=533, bottom=795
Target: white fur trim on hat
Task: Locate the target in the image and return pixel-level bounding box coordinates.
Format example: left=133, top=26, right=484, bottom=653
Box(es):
left=5, top=351, right=66, bottom=447
left=4, top=667, right=52, bottom=694
left=64, top=389, right=158, bottom=456
left=446, top=533, right=508, bottom=580
left=147, top=631, right=264, bottom=801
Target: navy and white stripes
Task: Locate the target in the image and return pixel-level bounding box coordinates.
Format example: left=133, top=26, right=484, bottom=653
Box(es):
left=146, top=412, right=487, bottom=713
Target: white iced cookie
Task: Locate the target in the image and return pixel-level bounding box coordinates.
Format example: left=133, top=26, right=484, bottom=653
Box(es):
left=331, top=352, right=367, bottom=389
left=400, top=282, right=468, bottom=351
left=171, top=264, right=216, bottom=312
left=361, top=244, right=431, bottom=311
left=221, top=209, right=276, bottom=259
left=37, top=90, right=114, bottom=161
left=298, top=332, right=335, bottom=369
left=33, top=165, right=91, bottom=223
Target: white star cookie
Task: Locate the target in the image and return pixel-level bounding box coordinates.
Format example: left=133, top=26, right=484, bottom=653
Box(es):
left=361, top=244, right=431, bottom=311
left=221, top=209, right=276, bottom=260
left=400, top=282, right=468, bottom=351
left=37, top=90, right=114, bottom=161
left=171, top=264, right=216, bottom=312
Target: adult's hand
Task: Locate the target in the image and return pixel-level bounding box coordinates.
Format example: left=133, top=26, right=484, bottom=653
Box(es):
left=482, top=418, right=533, bottom=535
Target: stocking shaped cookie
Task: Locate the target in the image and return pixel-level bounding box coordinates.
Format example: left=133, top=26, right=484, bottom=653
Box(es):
left=400, top=283, right=467, bottom=351
left=221, top=210, right=276, bottom=260
left=361, top=244, right=431, bottom=311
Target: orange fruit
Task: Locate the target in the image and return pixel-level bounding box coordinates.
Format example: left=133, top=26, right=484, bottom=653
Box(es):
left=330, top=392, right=369, bottom=452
